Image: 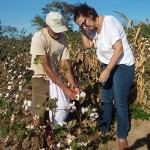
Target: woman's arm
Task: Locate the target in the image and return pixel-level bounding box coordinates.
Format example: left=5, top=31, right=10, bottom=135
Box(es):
left=80, top=28, right=94, bottom=49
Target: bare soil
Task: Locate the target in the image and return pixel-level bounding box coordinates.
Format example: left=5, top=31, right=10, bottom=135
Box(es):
left=98, top=119, right=150, bottom=150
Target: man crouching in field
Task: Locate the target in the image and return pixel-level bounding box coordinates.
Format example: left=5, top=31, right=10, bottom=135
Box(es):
left=30, top=11, right=79, bottom=149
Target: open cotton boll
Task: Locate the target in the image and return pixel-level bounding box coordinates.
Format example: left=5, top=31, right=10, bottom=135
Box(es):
left=81, top=107, right=88, bottom=114
left=75, top=94, right=80, bottom=100
left=80, top=91, right=86, bottom=98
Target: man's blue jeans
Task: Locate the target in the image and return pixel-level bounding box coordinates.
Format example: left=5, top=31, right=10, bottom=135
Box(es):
left=100, top=64, right=135, bottom=139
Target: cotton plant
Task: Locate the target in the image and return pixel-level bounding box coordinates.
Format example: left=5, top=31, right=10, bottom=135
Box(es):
left=18, top=85, right=22, bottom=91
left=4, top=93, right=9, bottom=98
left=75, top=91, right=86, bottom=101
left=10, top=114, right=15, bottom=123
left=81, top=107, right=88, bottom=114
left=22, top=99, right=31, bottom=111
left=89, top=108, right=99, bottom=121
left=26, top=124, right=35, bottom=130
left=7, top=85, right=12, bottom=90
left=66, top=101, right=76, bottom=112
left=66, top=133, right=76, bottom=145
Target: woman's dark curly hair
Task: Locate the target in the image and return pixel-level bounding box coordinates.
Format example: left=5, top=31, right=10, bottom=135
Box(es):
left=68, top=3, right=98, bottom=21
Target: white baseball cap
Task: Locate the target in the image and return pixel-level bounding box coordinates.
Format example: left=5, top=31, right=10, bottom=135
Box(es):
left=46, top=11, right=68, bottom=33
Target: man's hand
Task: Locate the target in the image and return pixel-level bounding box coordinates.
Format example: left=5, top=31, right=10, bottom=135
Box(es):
left=63, top=87, right=77, bottom=100
left=70, top=85, right=80, bottom=94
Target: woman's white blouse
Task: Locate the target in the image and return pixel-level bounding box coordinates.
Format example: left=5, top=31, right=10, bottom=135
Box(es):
left=93, top=16, right=135, bottom=65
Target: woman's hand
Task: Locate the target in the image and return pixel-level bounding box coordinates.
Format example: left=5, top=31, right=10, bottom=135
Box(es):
left=98, top=69, right=110, bottom=83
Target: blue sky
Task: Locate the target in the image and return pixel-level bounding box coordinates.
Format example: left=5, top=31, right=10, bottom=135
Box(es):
left=0, top=0, right=150, bottom=34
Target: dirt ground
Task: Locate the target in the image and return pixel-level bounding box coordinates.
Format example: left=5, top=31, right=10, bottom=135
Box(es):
left=0, top=119, right=150, bottom=150
left=98, top=119, right=150, bottom=150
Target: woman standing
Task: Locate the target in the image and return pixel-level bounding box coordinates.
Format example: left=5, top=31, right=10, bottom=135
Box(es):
left=69, top=3, right=135, bottom=150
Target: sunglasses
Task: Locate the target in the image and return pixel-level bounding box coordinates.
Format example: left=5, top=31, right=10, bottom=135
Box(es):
left=79, top=17, right=87, bottom=28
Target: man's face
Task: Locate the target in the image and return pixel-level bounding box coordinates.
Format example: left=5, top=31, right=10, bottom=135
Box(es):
left=47, top=26, right=61, bottom=39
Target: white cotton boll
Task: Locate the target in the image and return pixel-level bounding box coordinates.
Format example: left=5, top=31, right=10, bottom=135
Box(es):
left=18, top=75, right=22, bottom=78
left=66, top=134, right=76, bottom=145
left=94, top=113, right=99, bottom=118
left=67, top=138, right=72, bottom=145
left=69, top=101, right=75, bottom=107
left=70, top=106, right=76, bottom=112
left=72, top=105, right=76, bottom=110
left=78, top=142, right=88, bottom=147
left=11, top=76, right=15, bottom=80
left=26, top=67, right=32, bottom=70
left=33, top=115, right=39, bottom=120
left=66, top=104, right=71, bottom=110
left=5, top=93, right=9, bottom=98
left=27, top=100, right=31, bottom=107
left=23, top=99, right=27, bottom=105
left=14, top=71, right=16, bottom=74
left=148, top=47, right=150, bottom=51
left=7, top=85, right=12, bottom=90
left=90, top=113, right=95, bottom=117
left=15, top=94, right=19, bottom=99
left=81, top=107, right=88, bottom=114
left=24, top=106, right=28, bottom=111
left=8, top=82, right=11, bottom=84
left=91, top=108, right=97, bottom=112
left=26, top=124, right=34, bottom=129
left=11, top=114, right=14, bottom=122
left=8, top=70, right=12, bottom=73
left=4, top=109, right=8, bottom=114
left=4, top=136, right=9, bottom=143
left=56, top=142, right=61, bottom=147
left=75, top=94, right=80, bottom=100
left=22, top=99, right=31, bottom=110
left=80, top=91, right=86, bottom=98
left=19, top=85, right=22, bottom=91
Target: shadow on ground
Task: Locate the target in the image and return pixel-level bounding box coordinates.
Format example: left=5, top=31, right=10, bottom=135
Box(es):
left=129, top=133, right=150, bottom=150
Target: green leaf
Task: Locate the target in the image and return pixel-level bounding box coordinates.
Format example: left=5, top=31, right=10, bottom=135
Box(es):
left=1, top=127, right=9, bottom=139
left=47, top=98, right=58, bottom=109
left=61, top=64, right=68, bottom=72
left=70, top=139, right=78, bottom=149
left=34, top=56, right=42, bottom=64
left=79, top=134, right=89, bottom=143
